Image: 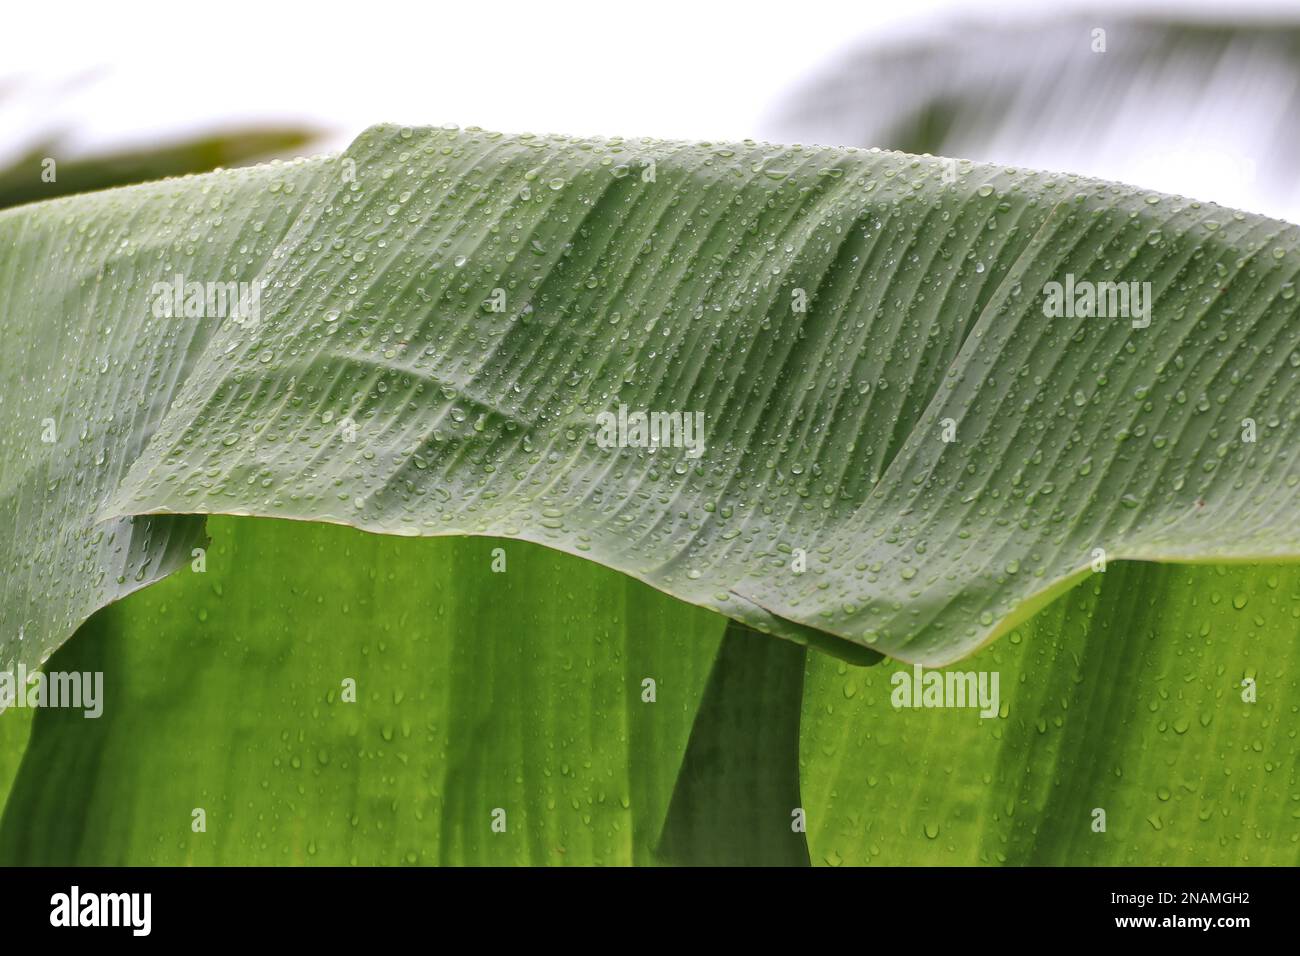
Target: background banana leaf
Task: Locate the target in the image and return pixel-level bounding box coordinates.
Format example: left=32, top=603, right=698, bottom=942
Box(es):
left=767, top=13, right=1300, bottom=221
left=3, top=519, right=1295, bottom=865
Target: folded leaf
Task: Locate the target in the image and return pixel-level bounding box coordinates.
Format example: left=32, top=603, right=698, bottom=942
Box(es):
left=3, top=124, right=1298, bottom=673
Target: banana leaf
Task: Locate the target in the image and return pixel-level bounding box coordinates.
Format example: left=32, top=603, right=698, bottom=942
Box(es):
left=1, top=124, right=1297, bottom=863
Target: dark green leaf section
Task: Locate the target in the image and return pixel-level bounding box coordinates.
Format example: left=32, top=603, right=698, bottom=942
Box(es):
left=801, top=561, right=1300, bottom=865
left=0, top=705, right=29, bottom=814
left=0, top=516, right=724, bottom=865
left=657, top=620, right=811, bottom=866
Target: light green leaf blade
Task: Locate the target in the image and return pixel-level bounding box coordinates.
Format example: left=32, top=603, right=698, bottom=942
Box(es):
left=0, top=515, right=725, bottom=864
left=800, top=561, right=1300, bottom=865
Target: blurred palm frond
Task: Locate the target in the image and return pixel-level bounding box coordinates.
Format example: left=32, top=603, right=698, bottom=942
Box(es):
left=0, top=127, right=318, bottom=211
left=766, top=14, right=1300, bottom=221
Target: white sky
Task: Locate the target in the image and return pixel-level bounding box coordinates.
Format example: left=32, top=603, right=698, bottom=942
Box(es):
left=3, top=0, right=1295, bottom=156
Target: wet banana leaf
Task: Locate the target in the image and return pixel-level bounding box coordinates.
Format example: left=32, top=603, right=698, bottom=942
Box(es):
left=0, top=517, right=725, bottom=865
left=4, top=124, right=1297, bottom=677
left=5, top=526, right=1294, bottom=865
left=801, top=560, right=1300, bottom=865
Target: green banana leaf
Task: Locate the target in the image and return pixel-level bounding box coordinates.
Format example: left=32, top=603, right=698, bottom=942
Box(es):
left=5, top=124, right=1297, bottom=673
left=803, top=560, right=1299, bottom=865
left=0, top=118, right=316, bottom=816
left=0, top=517, right=726, bottom=865
left=3, top=520, right=1293, bottom=865
left=2, top=124, right=1298, bottom=864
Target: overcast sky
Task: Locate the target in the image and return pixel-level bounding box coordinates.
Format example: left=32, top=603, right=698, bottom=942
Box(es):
left=4, top=0, right=1292, bottom=154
